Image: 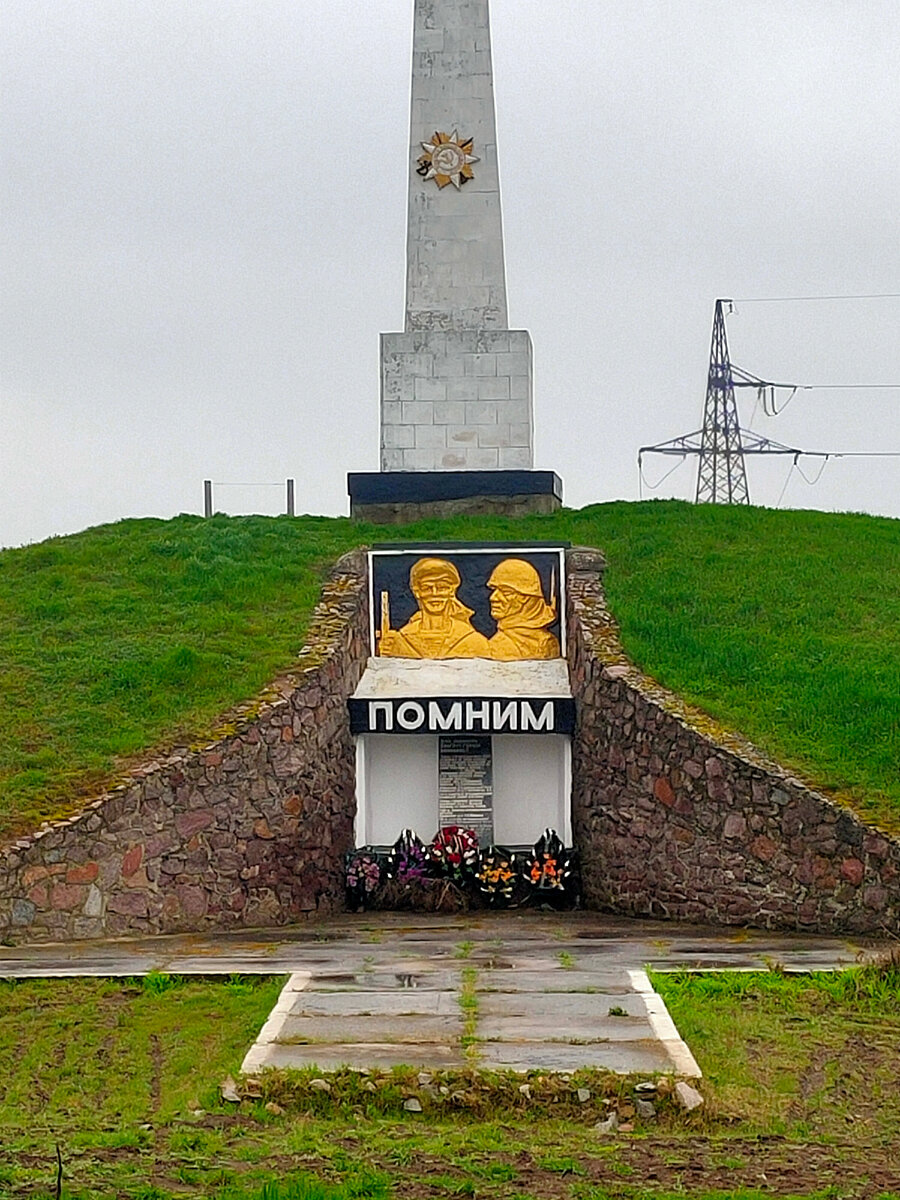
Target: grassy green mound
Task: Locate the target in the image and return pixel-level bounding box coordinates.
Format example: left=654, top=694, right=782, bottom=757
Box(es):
left=0, top=501, right=897, bottom=840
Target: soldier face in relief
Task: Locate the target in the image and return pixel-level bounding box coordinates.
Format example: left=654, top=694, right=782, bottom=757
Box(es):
left=413, top=572, right=458, bottom=617
left=488, top=583, right=526, bottom=623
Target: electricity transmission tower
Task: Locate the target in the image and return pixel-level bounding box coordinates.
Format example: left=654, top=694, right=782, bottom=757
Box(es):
left=639, top=294, right=900, bottom=506
left=695, top=299, right=749, bottom=503
left=639, top=299, right=802, bottom=505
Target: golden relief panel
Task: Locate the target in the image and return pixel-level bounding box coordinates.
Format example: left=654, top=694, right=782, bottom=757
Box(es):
left=376, top=554, right=561, bottom=662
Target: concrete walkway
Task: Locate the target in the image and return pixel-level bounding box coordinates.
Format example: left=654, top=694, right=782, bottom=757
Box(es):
left=0, top=911, right=880, bottom=977
left=0, top=911, right=886, bottom=1077
left=238, top=940, right=698, bottom=1077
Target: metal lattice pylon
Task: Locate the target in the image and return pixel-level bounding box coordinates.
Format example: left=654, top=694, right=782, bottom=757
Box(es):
left=695, top=299, right=750, bottom=504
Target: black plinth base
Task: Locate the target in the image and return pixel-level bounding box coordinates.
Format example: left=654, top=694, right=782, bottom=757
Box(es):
left=347, top=470, right=563, bottom=524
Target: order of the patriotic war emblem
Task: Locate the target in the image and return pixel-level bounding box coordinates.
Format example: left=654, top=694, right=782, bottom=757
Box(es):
left=417, top=131, right=479, bottom=189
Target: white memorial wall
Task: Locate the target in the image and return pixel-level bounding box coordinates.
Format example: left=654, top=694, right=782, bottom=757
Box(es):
left=356, top=733, right=571, bottom=849
left=349, top=545, right=573, bottom=851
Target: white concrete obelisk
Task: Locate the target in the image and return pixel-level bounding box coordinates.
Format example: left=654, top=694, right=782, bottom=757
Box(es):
left=404, top=0, right=508, bottom=331
left=380, top=0, right=534, bottom=473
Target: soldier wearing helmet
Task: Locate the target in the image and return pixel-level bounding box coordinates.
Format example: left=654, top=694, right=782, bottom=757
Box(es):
left=378, top=557, right=490, bottom=659
left=486, top=558, right=560, bottom=660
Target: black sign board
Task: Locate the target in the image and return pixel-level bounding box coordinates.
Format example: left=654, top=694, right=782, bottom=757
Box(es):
left=348, top=695, right=575, bottom=736
left=438, top=735, right=493, bottom=843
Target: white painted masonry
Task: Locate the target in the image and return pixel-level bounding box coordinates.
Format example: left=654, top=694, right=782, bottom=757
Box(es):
left=351, top=658, right=573, bottom=846
left=405, top=0, right=507, bottom=330
left=380, top=0, right=534, bottom=472
left=381, top=329, right=533, bottom=471
left=353, top=657, right=572, bottom=700
left=356, top=734, right=571, bottom=848
left=626, top=971, right=703, bottom=1078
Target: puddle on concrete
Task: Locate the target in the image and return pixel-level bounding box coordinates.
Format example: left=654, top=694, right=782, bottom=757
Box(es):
left=479, top=1035, right=613, bottom=1045
left=309, top=971, right=436, bottom=990
left=480, top=984, right=633, bottom=995
left=665, top=944, right=748, bottom=955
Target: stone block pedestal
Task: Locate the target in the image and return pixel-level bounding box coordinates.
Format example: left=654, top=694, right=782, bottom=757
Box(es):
left=381, top=330, right=533, bottom=472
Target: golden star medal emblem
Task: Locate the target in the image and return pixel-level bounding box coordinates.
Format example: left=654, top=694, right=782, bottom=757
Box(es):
left=417, top=131, right=480, bottom=189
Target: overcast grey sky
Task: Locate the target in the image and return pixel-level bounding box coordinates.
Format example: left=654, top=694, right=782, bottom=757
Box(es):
left=2, top=0, right=899, bottom=549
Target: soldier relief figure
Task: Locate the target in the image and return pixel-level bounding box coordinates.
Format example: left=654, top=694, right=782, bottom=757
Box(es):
left=486, top=558, right=560, bottom=661
left=377, top=558, right=490, bottom=659
left=377, top=557, right=559, bottom=661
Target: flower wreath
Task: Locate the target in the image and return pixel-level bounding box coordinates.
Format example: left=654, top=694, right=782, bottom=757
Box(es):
left=526, top=828, right=576, bottom=893
left=428, top=826, right=479, bottom=880
left=475, top=846, right=519, bottom=906
left=345, top=848, right=382, bottom=910
left=386, top=828, right=428, bottom=885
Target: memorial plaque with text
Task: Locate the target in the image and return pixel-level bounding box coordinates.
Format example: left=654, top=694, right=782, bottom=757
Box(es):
left=438, top=735, right=493, bottom=844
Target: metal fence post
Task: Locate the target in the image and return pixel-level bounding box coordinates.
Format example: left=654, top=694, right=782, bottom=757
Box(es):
left=204, top=479, right=213, bottom=518
left=286, top=478, right=295, bottom=517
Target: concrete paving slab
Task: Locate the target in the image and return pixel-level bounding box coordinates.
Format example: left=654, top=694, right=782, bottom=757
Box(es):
left=477, top=1014, right=657, bottom=1043
left=478, top=991, right=649, bottom=1020
left=355, top=958, right=461, bottom=974
left=284, top=990, right=457, bottom=1016
left=304, top=970, right=461, bottom=992
left=246, top=1041, right=467, bottom=1072
left=499, top=955, right=584, bottom=972
left=478, top=970, right=635, bottom=994
left=477, top=1039, right=674, bottom=1074
left=474, top=982, right=657, bottom=1047
left=234, top=928, right=703, bottom=1076
left=276, top=1012, right=463, bottom=1044
left=0, top=911, right=882, bottom=978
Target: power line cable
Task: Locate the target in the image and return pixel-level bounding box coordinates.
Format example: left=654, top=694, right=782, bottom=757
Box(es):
left=638, top=454, right=687, bottom=497
left=751, top=385, right=900, bottom=392
left=776, top=460, right=797, bottom=507
left=748, top=389, right=762, bottom=426
left=731, top=365, right=900, bottom=398
left=775, top=454, right=832, bottom=508
left=730, top=293, right=900, bottom=303
left=794, top=457, right=831, bottom=485
left=640, top=298, right=900, bottom=506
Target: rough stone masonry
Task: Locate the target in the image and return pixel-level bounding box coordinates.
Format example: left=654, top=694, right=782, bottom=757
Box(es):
left=567, top=547, right=900, bottom=935
left=380, top=0, right=534, bottom=473
left=0, top=552, right=369, bottom=941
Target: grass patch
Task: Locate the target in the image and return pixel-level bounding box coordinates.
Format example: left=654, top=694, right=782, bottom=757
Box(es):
left=1, top=973, right=900, bottom=1197
left=0, top=973, right=283, bottom=1126
left=219, top=1178, right=392, bottom=1200
left=458, top=965, right=480, bottom=1061
left=24, top=1172, right=393, bottom=1200
left=0, top=501, right=898, bottom=837
left=652, top=958, right=900, bottom=1141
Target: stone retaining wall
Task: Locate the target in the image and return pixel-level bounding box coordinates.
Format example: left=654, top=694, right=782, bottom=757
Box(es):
left=566, top=547, right=900, bottom=935
left=0, top=550, right=369, bottom=941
